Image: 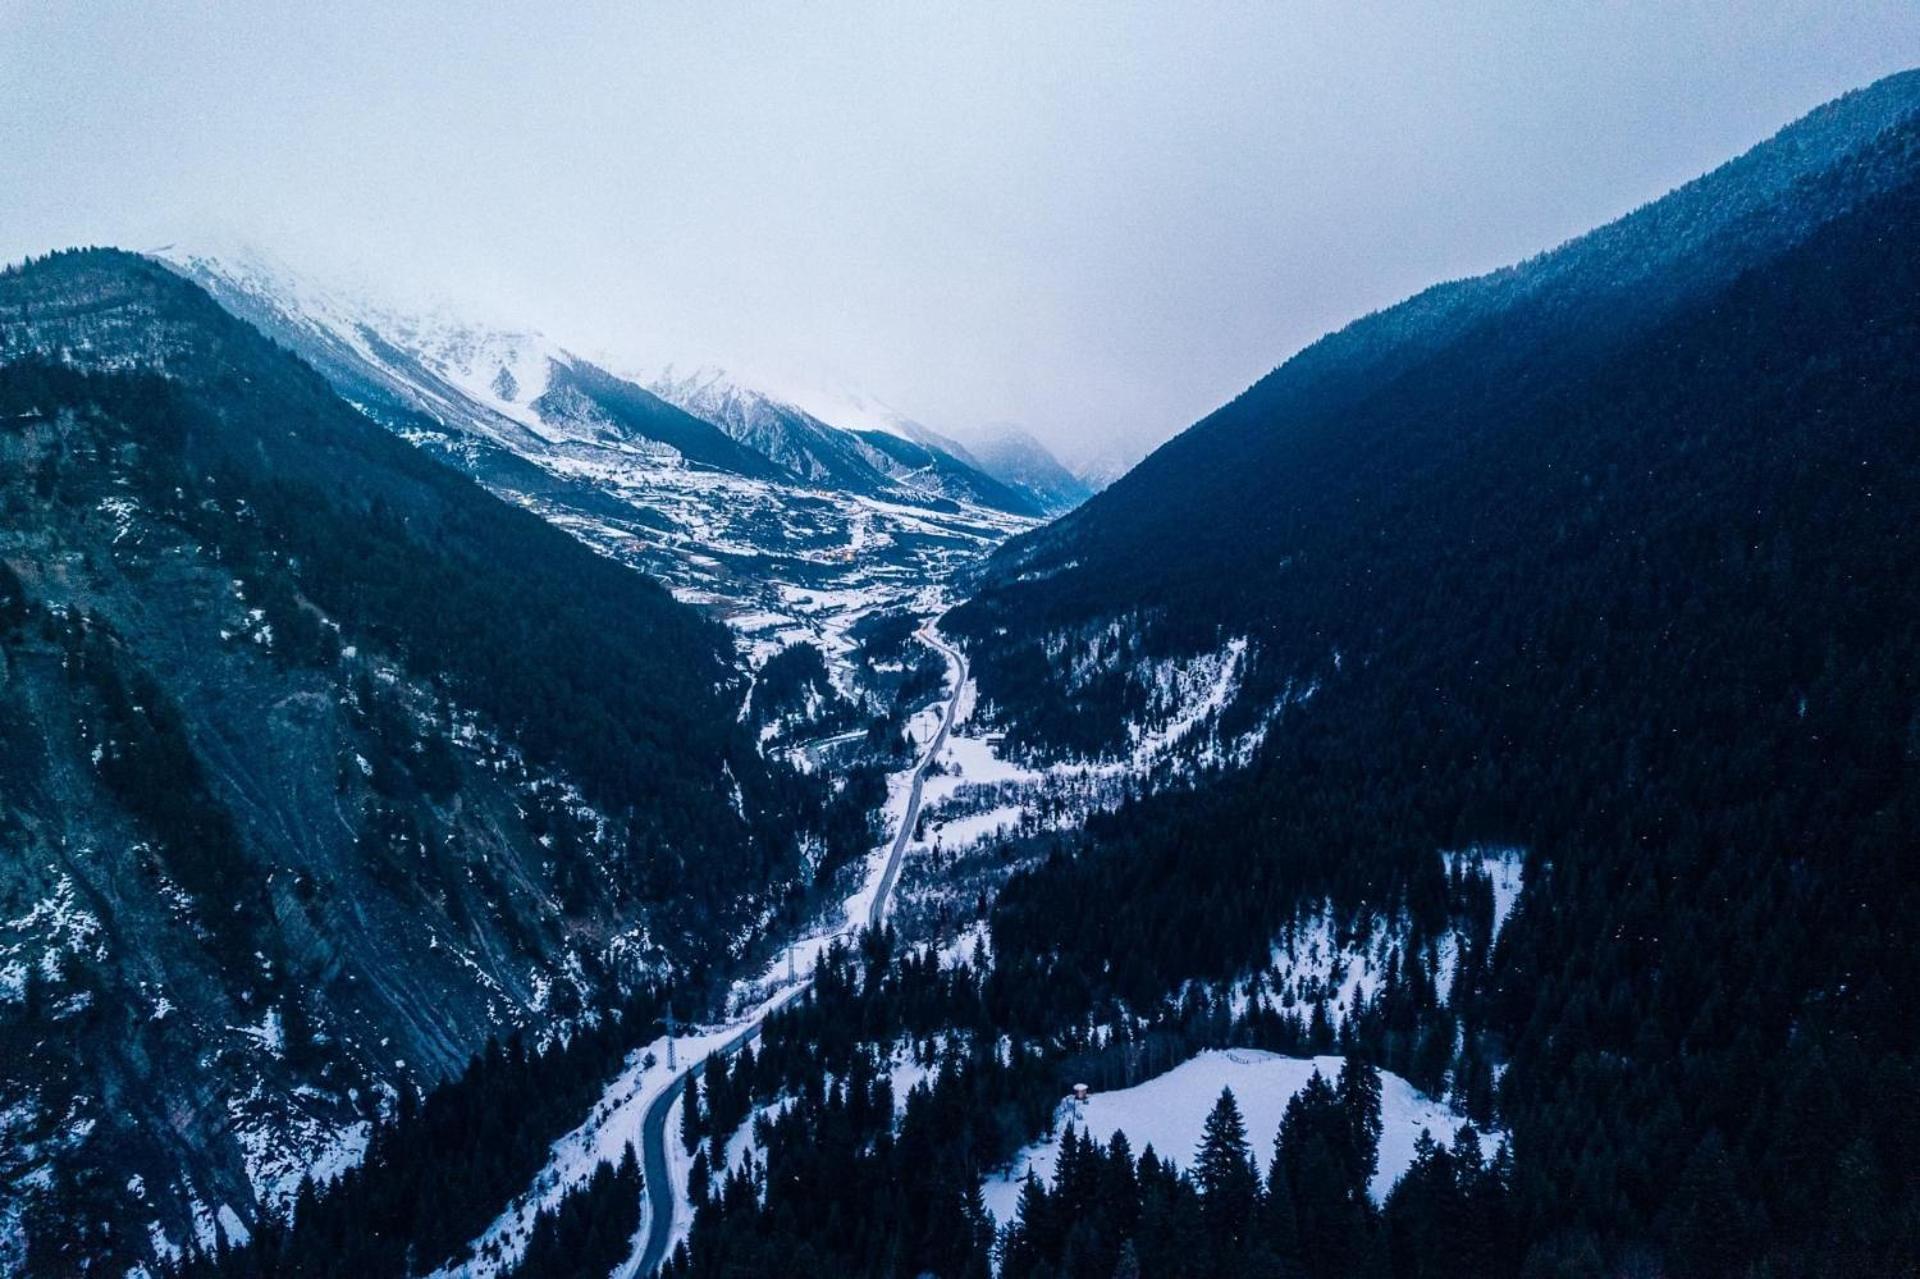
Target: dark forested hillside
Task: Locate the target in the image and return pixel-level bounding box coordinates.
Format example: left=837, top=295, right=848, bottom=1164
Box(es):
left=0, top=250, right=827, bottom=1269
left=955, top=70, right=1920, bottom=736
left=0, top=250, right=784, bottom=863
left=945, top=78, right=1920, bottom=1274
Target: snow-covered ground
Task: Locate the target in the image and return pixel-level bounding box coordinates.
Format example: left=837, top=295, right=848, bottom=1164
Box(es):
left=981, top=1049, right=1492, bottom=1229
left=1198, top=845, right=1531, bottom=1029
left=899, top=637, right=1276, bottom=866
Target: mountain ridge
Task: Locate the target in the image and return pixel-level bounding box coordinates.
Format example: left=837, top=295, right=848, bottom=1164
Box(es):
left=0, top=248, right=838, bottom=1269
left=960, top=66, right=1920, bottom=695
left=159, top=245, right=1055, bottom=521
left=935, top=70, right=1920, bottom=1276
left=157, top=246, right=792, bottom=482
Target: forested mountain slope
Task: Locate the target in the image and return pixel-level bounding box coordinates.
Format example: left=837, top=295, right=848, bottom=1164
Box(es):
left=848, top=426, right=1044, bottom=518
left=954, top=68, right=1920, bottom=754
left=0, top=250, right=827, bottom=1270
left=950, top=76, right=1920, bottom=1273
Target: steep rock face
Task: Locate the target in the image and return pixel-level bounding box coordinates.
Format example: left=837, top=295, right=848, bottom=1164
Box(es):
left=0, top=252, right=798, bottom=1268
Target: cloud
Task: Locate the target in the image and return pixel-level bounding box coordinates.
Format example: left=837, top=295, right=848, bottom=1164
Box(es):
left=4, top=1, right=1917, bottom=464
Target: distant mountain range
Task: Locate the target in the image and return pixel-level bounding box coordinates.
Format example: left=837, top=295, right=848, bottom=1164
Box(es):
left=644, top=364, right=900, bottom=494
left=157, top=248, right=1088, bottom=522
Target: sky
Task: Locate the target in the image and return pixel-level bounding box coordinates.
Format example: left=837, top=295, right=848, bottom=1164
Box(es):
left=4, top=3, right=1919, bottom=470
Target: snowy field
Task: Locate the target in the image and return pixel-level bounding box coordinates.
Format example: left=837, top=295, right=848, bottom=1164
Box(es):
left=981, top=1049, right=1491, bottom=1229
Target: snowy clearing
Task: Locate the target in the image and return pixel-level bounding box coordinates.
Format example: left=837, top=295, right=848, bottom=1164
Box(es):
left=981, top=1049, right=1491, bottom=1229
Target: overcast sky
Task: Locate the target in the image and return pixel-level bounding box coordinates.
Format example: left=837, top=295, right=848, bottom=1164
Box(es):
left=4, top=3, right=1918, bottom=466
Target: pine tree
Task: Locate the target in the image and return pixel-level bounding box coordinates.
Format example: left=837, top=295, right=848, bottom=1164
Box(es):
left=619, top=1141, right=642, bottom=1197
left=1002, top=1171, right=1054, bottom=1279
left=962, top=1173, right=997, bottom=1279
left=1196, top=1087, right=1262, bottom=1260
left=681, top=1072, right=703, bottom=1156
left=1264, top=1128, right=1302, bottom=1270
left=1101, top=1131, right=1141, bottom=1241
left=688, top=1148, right=711, bottom=1207
left=1670, top=1132, right=1748, bottom=1279
left=1337, top=1055, right=1383, bottom=1199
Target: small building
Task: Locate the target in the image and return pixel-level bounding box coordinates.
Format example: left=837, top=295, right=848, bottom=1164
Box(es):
left=1072, top=1083, right=1090, bottom=1102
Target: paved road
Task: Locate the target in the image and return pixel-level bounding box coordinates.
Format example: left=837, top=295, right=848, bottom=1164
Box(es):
left=868, top=630, right=966, bottom=930
left=630, top=627, right=967, bottom=1276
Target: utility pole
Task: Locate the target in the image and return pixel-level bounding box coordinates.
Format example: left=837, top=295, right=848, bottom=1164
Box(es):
left=788, top=944, right=796, bottom=986
left=666, top=1006, right=677, bottom=1071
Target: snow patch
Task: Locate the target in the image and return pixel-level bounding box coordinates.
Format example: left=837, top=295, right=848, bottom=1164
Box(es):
left=981, top=1049, right=1491, bottom=1228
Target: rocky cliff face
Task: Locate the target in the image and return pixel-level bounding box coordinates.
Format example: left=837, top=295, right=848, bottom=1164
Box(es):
left=0, top=251, right=795, bottom=1269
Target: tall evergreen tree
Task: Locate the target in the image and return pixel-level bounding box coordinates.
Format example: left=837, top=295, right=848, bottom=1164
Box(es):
left=1670, top=1133, right=1748, bottom=1279
left=1337, top=1055, right=1384, bottom=1196
left=681, top=1070, right=703, bottom=1156
left=1196, top=1087, right=1263, bottom=1266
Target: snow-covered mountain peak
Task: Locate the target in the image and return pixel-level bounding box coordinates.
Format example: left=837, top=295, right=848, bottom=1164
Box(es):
left=139, top=243, right=1044, bottom=669
left=153, top=245, right=1053, bottom=515
left=648, top=362, right=789, bottom=421
left=153, top=241, right=566, bottom=433
left=380, top=312, right=570, bottom=433
left=650, top=363, right=918, bottom=442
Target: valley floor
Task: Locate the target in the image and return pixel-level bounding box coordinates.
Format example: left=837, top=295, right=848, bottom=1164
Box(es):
left=440, top=601, right=1499, bottom=1277
left=438, top=625, right=969, bottom=1278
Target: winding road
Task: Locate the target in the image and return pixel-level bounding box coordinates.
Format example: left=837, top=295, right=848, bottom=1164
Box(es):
left=628, top=627, right=968, bottom=1276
